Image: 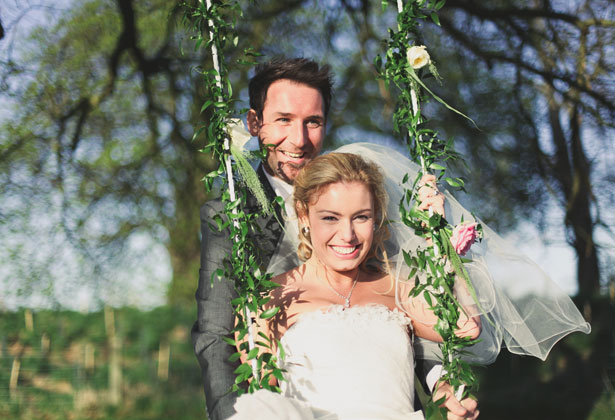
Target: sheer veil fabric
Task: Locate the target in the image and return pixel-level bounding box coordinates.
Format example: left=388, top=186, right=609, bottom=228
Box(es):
left=268, top=142, right=590, bottom=364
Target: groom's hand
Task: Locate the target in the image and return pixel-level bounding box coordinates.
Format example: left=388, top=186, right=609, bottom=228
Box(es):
left=417, top=174, right=445, bottom=218
left=433, top=381, right=479, bottom=420
left=418, top=174, right=446, bottom=247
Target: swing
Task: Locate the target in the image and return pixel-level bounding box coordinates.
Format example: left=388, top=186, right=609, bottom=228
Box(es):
left=182, top=1, right=591, bottom=418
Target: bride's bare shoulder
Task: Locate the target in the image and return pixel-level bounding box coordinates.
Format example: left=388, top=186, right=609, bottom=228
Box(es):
left=268, top=264, right=309, bottom=306
left=271, top=264, right=308, bottom=287
left=364, top=269, right=396, bottom=297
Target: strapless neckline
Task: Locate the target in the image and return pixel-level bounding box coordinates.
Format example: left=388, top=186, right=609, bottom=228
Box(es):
left=230, top=302, right=424, bottom=420
left=281, top=303, right=411, bottom=343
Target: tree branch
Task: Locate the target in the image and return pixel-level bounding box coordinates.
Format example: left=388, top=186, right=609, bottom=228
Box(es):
left=439, top=14, right=615, bottom=116
left=446, top=0, right=582, bottom=26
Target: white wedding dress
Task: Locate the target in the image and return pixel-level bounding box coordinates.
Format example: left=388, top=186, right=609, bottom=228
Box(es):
left=229, top=304, right=424, bottom=420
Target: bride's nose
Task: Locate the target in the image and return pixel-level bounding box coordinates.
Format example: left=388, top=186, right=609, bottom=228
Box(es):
left=339, top=220, right=357, bottom=242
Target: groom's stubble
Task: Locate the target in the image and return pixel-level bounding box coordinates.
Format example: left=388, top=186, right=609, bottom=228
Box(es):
left=267, top=158, right=309, bottom=185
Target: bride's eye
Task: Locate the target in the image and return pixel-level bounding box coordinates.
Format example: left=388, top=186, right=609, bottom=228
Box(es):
left=321, top=215, right=337, bottom=222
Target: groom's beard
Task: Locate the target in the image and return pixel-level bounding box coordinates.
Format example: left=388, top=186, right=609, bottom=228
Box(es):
left=267, top=159, right=307, bottom=185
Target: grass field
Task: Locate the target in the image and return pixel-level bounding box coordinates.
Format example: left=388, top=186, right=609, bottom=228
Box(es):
left=1, top=306, right=204, bottom=420
left=1, top=302, right=613, bottom=420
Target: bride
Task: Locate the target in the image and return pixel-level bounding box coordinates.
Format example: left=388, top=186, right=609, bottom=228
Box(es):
left=230, top=152, right=481, bottom=420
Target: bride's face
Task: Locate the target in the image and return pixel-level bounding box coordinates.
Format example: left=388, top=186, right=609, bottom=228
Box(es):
left=302, top=181, right=375, bottom=273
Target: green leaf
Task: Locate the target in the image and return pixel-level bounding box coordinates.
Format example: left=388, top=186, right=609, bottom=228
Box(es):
left=273, top=368, right=285, bottom=381
left=259, top=306, right=280, bottom=320
left=222, top=336, right=236, bottom=346
left=423, top=290, right=433, bottom=307
left=246, top=347, right=259, bottom=360
left=444, top=177, right=461, bottom=188
left=200, top=99, right=213, bottom=113
left=403, top=250, right=414, bottom=267
left=429, top=162, right=446, bottom=171
left=233, top=362, right=252, bottom=377
left=430, top=12, right=441, bottom=26
left=211, top=268, right=224, bottom=283
left=406, top=67, right=478, bottom=128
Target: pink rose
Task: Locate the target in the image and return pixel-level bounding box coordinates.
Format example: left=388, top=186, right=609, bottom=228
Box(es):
left=450, top=222, right=478, bottom=255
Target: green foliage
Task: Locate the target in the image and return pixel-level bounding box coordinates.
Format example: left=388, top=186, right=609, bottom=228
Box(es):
left=177, top=0, right=281, bottom=393
left=377, top=0, right=483, bottom=410
left=0, top=0, right=216, bottom=306
left=0, top=306, right=203, bottom=420
left=1, top=300, right=612, bottom=420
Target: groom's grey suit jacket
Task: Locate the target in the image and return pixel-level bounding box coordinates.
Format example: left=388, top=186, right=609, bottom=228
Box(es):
left=191, top=165, right=284, bottom=420
left=192, top=164, right=438, bottom=420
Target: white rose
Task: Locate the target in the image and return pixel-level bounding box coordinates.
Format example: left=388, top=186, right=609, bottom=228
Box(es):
left=227, top=118, right=252, bottom=151
left=407, top=45, right=430, bottom=70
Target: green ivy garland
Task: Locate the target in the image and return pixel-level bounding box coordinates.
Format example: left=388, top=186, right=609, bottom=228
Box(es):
left=376, top=0, right=482, bottom=416
left=177, top=0, right=283, bottom=394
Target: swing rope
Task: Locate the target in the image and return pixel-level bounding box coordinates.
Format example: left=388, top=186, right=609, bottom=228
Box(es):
left=203, top=0, right=259, bottom=382
left=380, top=0, right=480, bottom=410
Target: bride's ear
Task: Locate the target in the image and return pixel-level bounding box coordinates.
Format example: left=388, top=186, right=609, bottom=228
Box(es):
left=247, top=109, right=260, bottom=136
left=296, top=203, right=309, bottom=229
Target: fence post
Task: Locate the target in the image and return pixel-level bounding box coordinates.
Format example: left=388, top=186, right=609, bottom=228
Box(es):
left=41, top=332, right=50, bottom=356
left=9, top=342, right=24, bottom=400
left=25, top=309, right=33, bottom=332
left=84, top=342, right=95, bottom=372
left=9, top=357, right=21, bottom=399
left=157, top=340, right=170, bottom=381
left=105, top=306, right=122, bottom=405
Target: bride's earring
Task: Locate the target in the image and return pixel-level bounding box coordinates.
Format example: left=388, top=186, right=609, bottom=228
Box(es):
left=302, top=226, right=310, bottom=235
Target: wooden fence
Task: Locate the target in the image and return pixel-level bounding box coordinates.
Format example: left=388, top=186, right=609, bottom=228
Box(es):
left=1, top=307, right=180, bottom=416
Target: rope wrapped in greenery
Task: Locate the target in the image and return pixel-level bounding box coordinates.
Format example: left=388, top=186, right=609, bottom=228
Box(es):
left=376, top=0, right=482, bottom=416
left=177, top=0, right=283, bottom=394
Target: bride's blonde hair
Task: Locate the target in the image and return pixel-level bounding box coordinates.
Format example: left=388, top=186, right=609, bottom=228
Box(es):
left=293, top=152, right=389, bottom=271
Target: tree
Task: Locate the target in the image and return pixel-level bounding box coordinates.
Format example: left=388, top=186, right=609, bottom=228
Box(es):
left=430, top=0, right=615, bottom=301
left=1, top=0, right=216, bottom=306
left=2, top=0, right=613, bottom=309
left=0, top=0, right=374, bottom=306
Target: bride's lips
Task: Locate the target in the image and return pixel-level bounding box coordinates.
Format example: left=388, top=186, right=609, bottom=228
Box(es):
left=329, top=244, right=361, bottom=259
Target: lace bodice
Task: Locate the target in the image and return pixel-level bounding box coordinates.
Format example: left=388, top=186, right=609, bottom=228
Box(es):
left=283, top=305, right=420, bottom=419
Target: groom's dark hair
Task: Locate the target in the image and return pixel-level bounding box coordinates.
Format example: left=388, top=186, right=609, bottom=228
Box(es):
left=249, top=58, right=333, bottom=119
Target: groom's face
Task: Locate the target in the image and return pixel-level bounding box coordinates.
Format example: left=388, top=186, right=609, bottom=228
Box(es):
left=248, top=79, right=325, bottom=184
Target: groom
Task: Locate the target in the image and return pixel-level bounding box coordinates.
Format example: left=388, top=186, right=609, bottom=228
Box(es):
left=192, top=58, right=479, bottom=420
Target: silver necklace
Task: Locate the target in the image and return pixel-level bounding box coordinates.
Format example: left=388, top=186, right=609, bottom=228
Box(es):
left=325, top=271, right=360, bottom=308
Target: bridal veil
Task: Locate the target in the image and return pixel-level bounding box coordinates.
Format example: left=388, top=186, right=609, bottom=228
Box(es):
left=268, top=142, right=591, bottom=364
